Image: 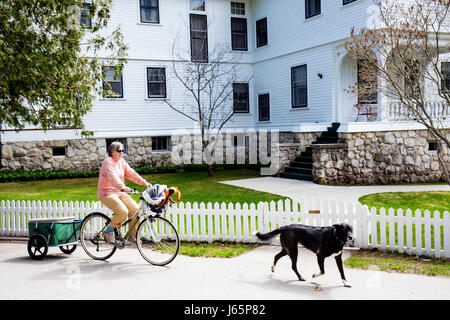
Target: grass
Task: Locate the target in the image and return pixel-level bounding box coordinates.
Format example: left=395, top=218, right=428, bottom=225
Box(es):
left=179, top=241, right=259, bottom=258
left=344, top=249, right=450, bottom=277
left=357, top=191, right=449, bottom=249
left=359, top=191, right=450, bottom=213
left=347, top=191, right=450, bottom=277
left=0, top=168, right=288, bottom=205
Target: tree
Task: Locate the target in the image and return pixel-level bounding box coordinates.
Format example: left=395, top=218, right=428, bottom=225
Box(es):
left=165, top=40, right=251, bottom=176
left=0, top=0, right=128, bottom=133
left=345, top=0, right=450, bottom=184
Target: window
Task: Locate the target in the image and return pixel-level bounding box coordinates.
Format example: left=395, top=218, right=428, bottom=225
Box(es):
left=52, top=147, right=66, bottom=157
left=80, top=3, right=92, bottom=29
left=190, top=14, right=208, bottom=62
left=152, top=137, right=171, bottom=151
left=140, top=0, right=160, bottom=23
left=305, top=0, right=321, bottom=19
left=190, top=0, right=205, bottom=11
left=404, top=59, right=421, bottom=98
left=343, top=0, right=357, bottom=4
left=428, top=141, right=438, bottom=152
left=357, top=59, right=378, bottom=104
left=258, top=93, right=270, bottom=121
left=256, top=18, right=268, bottom=48
left=231, top=18, right=247, bottom=51
left=291, top=65, right=308, bottom=108
left=147, top=67, right=166, bottom=98
left=106, top=138, right=128, bottom=154
left=442, top=62, right=450, bottom=93
left=103, top=66, right=123, bottom=98
left=233, top=135, right=249, bottom=148
left=231, top=2, right=245, bottom=15
left=233, top=83, right=249, bottom=113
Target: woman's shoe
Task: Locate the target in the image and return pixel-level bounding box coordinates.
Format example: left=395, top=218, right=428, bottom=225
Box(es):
left=103, top=225, right=115, bottom=244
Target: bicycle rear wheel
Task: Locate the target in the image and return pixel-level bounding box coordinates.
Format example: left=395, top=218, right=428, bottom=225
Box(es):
left=79, top=212, right=117, bottom=260
left=136, top=216, right=179, bottom=266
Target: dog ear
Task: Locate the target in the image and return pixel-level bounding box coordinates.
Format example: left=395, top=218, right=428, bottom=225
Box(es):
left=331, top=225, right=337, bottom=237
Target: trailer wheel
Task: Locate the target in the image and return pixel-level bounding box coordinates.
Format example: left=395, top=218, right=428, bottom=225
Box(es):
left=59, top=245, right=77, bottom=254
left=28, top=234, right=48, bottom=260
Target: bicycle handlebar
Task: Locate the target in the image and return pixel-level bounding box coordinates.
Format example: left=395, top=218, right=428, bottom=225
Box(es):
left=121, top=188, right=142, bottom=195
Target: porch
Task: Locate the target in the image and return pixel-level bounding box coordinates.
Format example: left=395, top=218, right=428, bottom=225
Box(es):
left=337, top=50, right=449, bottom=125
left=339, top=100, right=450, bottom=125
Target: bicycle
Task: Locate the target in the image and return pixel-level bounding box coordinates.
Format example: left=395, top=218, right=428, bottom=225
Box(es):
left=79, top=186, right=181, bottom=266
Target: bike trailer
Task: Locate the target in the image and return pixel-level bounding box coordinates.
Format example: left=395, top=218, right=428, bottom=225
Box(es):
left=27, top=216, right=83, bottom=260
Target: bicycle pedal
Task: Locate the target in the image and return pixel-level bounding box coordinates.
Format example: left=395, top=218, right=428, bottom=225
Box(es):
left=115, top=238, right=126, bottom=249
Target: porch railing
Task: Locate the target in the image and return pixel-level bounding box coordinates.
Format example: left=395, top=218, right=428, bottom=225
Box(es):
left=387, top=100, right=449, bottom=121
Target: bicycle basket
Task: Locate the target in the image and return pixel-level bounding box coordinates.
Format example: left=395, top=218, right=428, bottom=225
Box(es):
left=142, top=184, right=181, bottom=213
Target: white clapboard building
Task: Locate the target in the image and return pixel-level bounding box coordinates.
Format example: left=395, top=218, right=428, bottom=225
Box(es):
left=2, top=0, right=449, bottom=185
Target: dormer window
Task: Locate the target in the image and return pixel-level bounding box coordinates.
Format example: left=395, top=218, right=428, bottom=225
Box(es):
left=190, top=0, right=205, bottom=11
left=231, top=2, right=245, bottom=15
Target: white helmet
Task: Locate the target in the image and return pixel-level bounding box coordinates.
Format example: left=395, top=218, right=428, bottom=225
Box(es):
left=142, top=184, right=167, bottom=205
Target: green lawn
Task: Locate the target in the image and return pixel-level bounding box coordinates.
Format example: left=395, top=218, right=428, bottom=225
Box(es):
left=179, top=241, right=259, bottom=258
left=350, top=191, right=450, bottom=277
left=0, top=169, right=288, bottom=205
left=359, top=191, right=450, bottom=213
left=357, top=191, right=450, bottom=249
left=345, top=249, right=450, bottom=277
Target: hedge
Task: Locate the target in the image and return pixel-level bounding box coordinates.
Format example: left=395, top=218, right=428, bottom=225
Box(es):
left=0, top=163, right=267, bottom=183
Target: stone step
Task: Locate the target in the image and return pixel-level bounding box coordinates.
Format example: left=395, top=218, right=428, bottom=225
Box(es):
left=279, top=172, right=314, bottom=181
left=284, top=166, right=312, bottom=175
left=290, top=161, right=313, bottom=169
left=300, top=151, right=312, bottom=157
left=294, top=156, right=313, bottom=163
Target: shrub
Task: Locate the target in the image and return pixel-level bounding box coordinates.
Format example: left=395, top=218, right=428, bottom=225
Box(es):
left=0, top=163, right=266, bottom=183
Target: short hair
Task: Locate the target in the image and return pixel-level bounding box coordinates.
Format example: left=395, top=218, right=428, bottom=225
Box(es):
left=108, top=141, right=124, bottom=156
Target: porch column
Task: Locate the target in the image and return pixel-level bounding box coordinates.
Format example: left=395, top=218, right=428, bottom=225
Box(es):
left=378, top=54, right=389, bottom=122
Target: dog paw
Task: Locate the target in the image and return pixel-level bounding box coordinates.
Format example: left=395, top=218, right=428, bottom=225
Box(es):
left=343, top=280, right=352, bottom=288
left=312, top=273, right=323, bottom=278
left=271, top=265, right=275, bottom=273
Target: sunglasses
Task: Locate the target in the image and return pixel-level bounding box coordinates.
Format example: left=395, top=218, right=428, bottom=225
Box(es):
left=116, top=149, right=124, bottom=153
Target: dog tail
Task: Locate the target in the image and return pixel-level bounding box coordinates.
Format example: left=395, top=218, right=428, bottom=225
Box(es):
left=255, top=228, right=284, bottom=241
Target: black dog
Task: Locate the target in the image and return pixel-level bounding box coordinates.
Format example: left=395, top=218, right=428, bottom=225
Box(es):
left=256, top=223, right=353, bottom=287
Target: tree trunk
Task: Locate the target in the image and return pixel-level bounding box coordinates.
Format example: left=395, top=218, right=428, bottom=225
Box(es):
left=207, top=164, right=214, bottom=177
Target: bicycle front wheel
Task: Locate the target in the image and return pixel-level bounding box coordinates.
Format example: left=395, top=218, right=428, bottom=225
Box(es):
left=79, top=212, right=117, bottom=260
left=136, top=216, right=179, bottom=266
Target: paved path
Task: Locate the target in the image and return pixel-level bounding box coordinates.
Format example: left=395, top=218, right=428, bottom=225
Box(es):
left=220, top=177, right=450, bottom=204
left=1, top=241, right=449, bottom=300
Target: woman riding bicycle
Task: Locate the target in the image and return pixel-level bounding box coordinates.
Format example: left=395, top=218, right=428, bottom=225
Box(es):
left=98, top=141, right=150, bottom=243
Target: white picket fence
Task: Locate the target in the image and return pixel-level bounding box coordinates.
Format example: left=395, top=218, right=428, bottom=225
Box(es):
left=1, top=198, right=449, bottom=258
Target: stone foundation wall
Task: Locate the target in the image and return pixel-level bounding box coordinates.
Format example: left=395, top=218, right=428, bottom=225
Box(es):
left=1, top=137, right=173, bottom=171
left=1, top=131, right=297, bottom=172
left=3, top=129, right=448, bottom=187
left=312, top=129, right=450, bottom=185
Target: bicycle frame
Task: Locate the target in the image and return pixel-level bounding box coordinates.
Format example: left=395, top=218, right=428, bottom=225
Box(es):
left=119, top=199, right=166, bottom=241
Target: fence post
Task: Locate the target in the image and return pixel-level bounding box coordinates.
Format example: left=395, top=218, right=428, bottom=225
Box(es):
left=358, top=204, right=369, bottom=249
left=444, top=211, right=450, bottom=258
